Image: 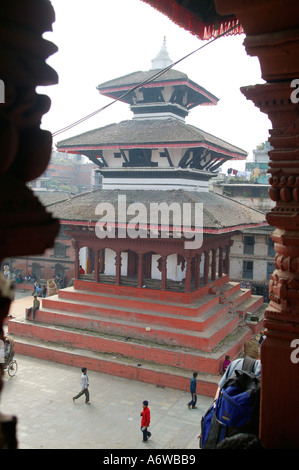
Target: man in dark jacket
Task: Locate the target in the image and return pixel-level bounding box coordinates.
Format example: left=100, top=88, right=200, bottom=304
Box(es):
left=187, top=372, right=198, bottom=409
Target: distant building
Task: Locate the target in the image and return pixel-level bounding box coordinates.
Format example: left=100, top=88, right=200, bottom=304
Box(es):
left=211, top=141, right=275, bottom=300
left=28, top=151, right=101, bottom=193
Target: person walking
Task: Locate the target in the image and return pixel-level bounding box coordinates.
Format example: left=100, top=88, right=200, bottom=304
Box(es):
left=187, top=371, right=198, bottom=409
left=73, top=367, right=90, bottom=404
left=140, top=400, right=151, bottom=442
left=27, top=295, right=40, bottom=320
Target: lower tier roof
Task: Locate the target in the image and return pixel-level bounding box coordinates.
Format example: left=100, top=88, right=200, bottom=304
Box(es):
left=45, top=188, right=266, bottom=234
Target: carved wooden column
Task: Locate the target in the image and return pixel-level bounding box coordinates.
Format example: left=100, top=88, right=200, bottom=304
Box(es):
left=194, top=253, right=201, bottom=289
left=224, top=244, right=231, bottom=275
left=99, top=249, right=104, bottom=273
left=87, top=247, right=93, bottom=274
left=161, top=255, right=167, bottom=291
left=137, top=253, right=144, bottom=288
left=242, top=82, right=299, bottom=449
left=72, top=240, right=79, bottom=280
left=185, top=254, right=192, bottom=293
left=94, top=249, right=99, bottom=283
left=203, top=250, right=209, bottom=285
left=215, top=0, right=299, bottom=449
left=115, top=252, right=122, bottom=286
left=211, top=248, right=217, bottom=281
left=218, top=247, right=224, bottom=278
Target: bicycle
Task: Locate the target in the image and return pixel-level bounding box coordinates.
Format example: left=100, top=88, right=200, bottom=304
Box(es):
left=3, top=358, right=18, bottom=377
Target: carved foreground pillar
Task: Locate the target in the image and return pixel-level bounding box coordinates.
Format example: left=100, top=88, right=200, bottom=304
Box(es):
left=242, top=80, right=299, bottom=449
left=0, top=1, right=59, bottom=448
left=215, top=0, right=299, bottom=449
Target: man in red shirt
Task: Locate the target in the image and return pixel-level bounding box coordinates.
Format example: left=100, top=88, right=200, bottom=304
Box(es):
left=79, top=265, right=85, bottom=274
left=140, top=400, right=151, bottom=442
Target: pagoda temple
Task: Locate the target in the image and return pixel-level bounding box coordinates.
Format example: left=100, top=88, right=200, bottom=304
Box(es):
left=8, top=40, right=267, bottom=396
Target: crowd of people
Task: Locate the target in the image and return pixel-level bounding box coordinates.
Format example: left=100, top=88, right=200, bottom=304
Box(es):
left=2, top=264, right=66, bottom=296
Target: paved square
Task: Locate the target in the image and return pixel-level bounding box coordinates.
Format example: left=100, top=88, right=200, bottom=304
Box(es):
left=1, top=354, right=212, bottom=449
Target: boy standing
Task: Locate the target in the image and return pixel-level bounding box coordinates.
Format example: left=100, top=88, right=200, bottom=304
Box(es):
left=187, top=372, right=198, bottom=409
left=73, top=367, right=90, bottom=404
left=140, top=400, right=151, bottom=442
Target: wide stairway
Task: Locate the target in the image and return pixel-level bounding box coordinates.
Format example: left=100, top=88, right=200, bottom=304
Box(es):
left=7, top=275, right=266, bottom=397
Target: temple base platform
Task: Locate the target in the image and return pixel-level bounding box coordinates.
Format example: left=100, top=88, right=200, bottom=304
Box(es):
left=7, top=276, right=266, bottom=397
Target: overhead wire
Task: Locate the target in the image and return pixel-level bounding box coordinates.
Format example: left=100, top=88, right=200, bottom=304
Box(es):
left=52, top=23, right=240, bottom=138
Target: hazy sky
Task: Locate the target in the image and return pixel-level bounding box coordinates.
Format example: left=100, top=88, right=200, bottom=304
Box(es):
left=39, top=0, right=271, bottom=170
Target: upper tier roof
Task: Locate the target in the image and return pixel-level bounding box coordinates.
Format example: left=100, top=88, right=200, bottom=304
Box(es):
left=96, top=68, right=218, bottom=109
left=97, top=37, right=218, bottom=113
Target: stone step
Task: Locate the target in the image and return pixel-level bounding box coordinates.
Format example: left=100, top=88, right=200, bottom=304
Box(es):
left=23, top=304, right=239, bottom=351
left=244, top=302, right=267, bottom=335
left=218, top=281, right=242, bottom=299
left=235, top=295, right=264, bottom=318
left=226, top=288, right=252, bottom=309
left=8, top=319, right=249, bottom=374
left=9, top=320, right=234, bottom=374
left=57, top=286, right=221, bottom=317
left=73, top=275, right=230, bottom=305
left=41, top=295, right=229, bottom=332
left=7, top=323, right=252, bottom=397
left=10, top=334, right=219, bottom=397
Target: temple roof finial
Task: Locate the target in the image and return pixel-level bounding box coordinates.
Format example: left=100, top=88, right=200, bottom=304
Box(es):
left=151, top=37, right=173, bottom=70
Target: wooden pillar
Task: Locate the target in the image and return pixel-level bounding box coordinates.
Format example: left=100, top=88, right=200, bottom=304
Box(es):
left=195, top=253, right=201, bottom=289
left=211, top=248, right=217, bottom=281
left=72, top=240, right=79, bottom=280
left=99, top=249, right=104, bottom=273
left=94, top=249, right=99, bottom=283
left=224, top=245, right=230, bottom=275
left=215, top=0, right=299, bottom=449
left=203, top=251, right=209, bottom=285
left=161, top=255, right=167, bottom=290
left=115, top=251, right=122, bottom=286
left=137, top=253, right=144, bottom=288
left=218, top=247, right=223, bottom=278
left=87, top=247, right=93, bottom=274
left=243, top=82, right=299, bottom=448
left=185, top=255, right=192, bottom=293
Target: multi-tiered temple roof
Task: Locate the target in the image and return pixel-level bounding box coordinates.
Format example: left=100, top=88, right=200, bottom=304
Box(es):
left=57, top=39, right=247, bottom=192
